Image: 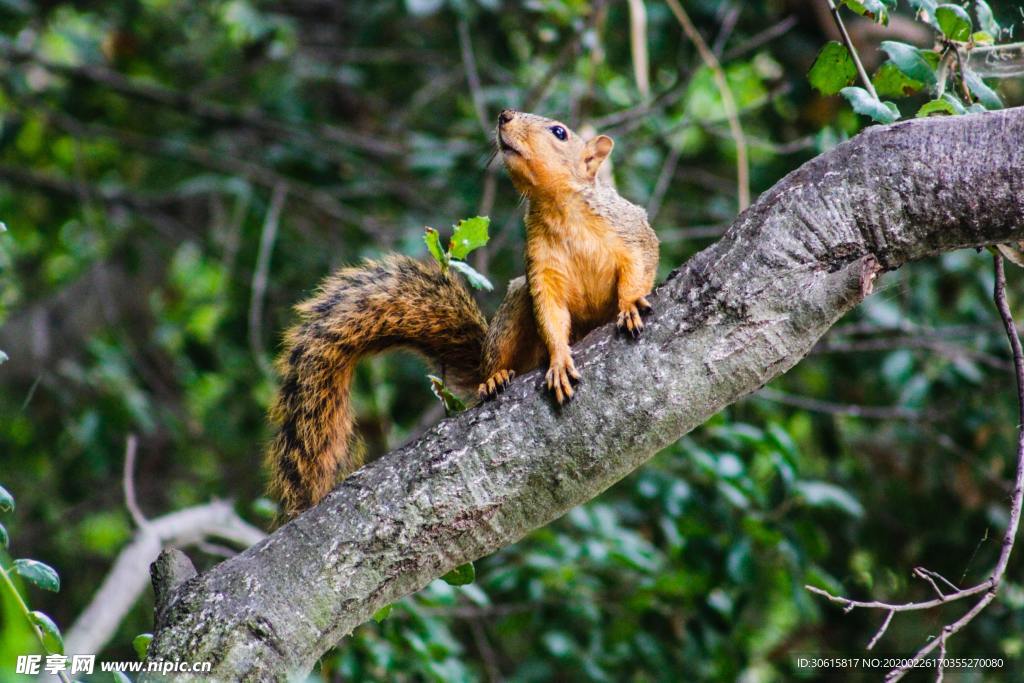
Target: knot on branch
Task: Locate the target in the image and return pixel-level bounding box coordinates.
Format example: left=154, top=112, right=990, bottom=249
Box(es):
left=151, top=548, right=198, bottom=627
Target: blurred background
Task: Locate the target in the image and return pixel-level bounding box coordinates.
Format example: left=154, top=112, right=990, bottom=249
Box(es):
left=1, top=0, right=1024, bottom=680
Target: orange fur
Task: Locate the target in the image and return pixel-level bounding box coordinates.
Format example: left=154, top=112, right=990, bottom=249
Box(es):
left=267, top=110, right=659, bottom=515
left=493, top=110, right=659, bottom=403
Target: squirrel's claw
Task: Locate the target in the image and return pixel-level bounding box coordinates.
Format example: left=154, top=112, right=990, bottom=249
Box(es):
left=478, top=369, right=515, bottom=401
left=545, top=355, right=580, bottom=404
left=617, top=303, right=646, bottom=338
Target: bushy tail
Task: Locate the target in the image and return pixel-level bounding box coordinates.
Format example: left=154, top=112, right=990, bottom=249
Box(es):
left=266, top=255, right=488, bottom=515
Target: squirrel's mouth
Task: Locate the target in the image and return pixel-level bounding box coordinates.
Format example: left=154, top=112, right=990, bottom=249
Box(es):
left=498, top=135, right=521, bottom=156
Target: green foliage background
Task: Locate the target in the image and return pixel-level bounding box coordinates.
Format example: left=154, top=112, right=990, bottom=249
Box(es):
left=1, top=0, right=1024, bottom=680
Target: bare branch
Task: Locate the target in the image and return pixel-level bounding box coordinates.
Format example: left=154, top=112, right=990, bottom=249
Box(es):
left=721, top=15, right=798, bottom=62
left=867, top=609, right=894, bottom=650
left=122, top=434, right=147, bottom=529
left=755, top=388, right=927, bottom=420
left=248, top=184, right=288, bottom=380
left=457, top=18, right=491, bottom=137
left=805, top=251, right=1024, bottom=682
left=65, top=501, right=266, bottom=659
left=665, top=0, right=750, bottom=210
left=627, top=0, right=651, bottom=98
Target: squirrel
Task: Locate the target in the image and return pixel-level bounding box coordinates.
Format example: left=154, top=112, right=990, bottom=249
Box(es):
left=266, top=110, right=660, bottom=515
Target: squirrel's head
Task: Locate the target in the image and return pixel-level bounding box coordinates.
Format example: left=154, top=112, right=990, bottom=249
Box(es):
left=496, top=110, right=613, bottom=198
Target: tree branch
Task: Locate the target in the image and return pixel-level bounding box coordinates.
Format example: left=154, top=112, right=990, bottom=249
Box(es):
left=145, top=109, right=1024, bottom=681
left=666, top=0, right=750, bottom=211
left=65, top=501, right=265, bottom=659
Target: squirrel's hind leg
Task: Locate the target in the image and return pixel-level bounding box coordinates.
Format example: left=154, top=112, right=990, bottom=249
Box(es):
left=479, top=277, right=545, bottom=401
left=614, top=246, right=656, bottom=339
left=478, top=368, right=516, bottom=400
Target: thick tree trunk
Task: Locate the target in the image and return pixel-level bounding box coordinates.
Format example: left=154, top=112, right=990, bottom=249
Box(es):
left=145, top=108, right=1024, bottom=681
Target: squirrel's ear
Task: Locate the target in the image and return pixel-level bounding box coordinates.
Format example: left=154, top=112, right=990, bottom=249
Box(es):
left=582, top=134, right=614, bottom=179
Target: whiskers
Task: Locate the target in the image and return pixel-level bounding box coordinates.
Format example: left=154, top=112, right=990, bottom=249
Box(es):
left=481, top=146, right=499, bottom=171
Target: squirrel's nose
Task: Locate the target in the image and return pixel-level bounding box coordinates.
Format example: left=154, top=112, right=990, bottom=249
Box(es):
left=498, top=109, right=515, bottom=125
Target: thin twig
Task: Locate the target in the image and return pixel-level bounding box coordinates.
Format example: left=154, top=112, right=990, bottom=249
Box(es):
left=756, top=388, right=926, bottom=421
left=806, top=253, right=1024, bottom=682
left=805, top=581, right=992, bottom=614
left=913, top=566, right=948, bottom=600
left=665, top=0, right=750, bottom=211
left=867, top=609, right=894, bottom=650
left=721, top=15, right=799, bottom=62
left=457, top=19, right=490, bottom=138
left=937, top=633, right=948, bottom=682
left=967, top=40, right=1024, bottom=78
left=917, top=567, right=960, bottom=594
left=524, top=37, right=581, bottom=112
left=249, top=184, right=288, bottom=379
left=122, top=434, right=147, bottom=529
left=814, top=334, right=1012, bottom=372
left=627, top=0, right=651, bottom=98
left=469, top=617, right=504, bottom=682
left=824, top=0, right=878, bottom=99
left=646, top=146, right=682, bottom=222
left=711, top=5, right=741, bottom=58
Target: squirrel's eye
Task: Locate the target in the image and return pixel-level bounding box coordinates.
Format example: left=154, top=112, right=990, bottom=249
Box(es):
left=550, top=125, right=567, bottom=141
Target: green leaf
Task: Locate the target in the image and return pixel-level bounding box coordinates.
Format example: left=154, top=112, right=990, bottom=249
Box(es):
left=111, top=671, right=133, bottom=683
left=909, top=0, right=939, bottom=27
left=133, top=633, right=153, bottom=660
left=28, top=610, right=63, bottom=655
left=879, top=41, right=937, bottom=85
left=372, top=604, right=393, bottom=622
left=971, top=30, right=994, bottom=45
left=795, top=480, right=865, bottom=518
left=250, top=497, right=278, bottom=520
left=423, top=227, right=447, bottom=267
left=963, top=69, right=1002, bottom=109
left=942, top=92, right=968, bottom=113
left=935, top=4, right=972, bottom=41
left=840, top=87, right=900, bottom=123
left=872, top=62, right=924, bottom=98
left=0, top=523, right=7, bottom=548
left=808, top=42, right=857, bottom=96
left=975, top=0, right=999, bottom=35
left=13, top=559, right=60, bottom=592
left=442, top=562, right=475, bottom=586
left=448, top=216, right=490, bottom=260
left=448, top=260, right=493, bottom=291
left=842, top=0, right=894, bottom=24
left=916, top=98, right=959, bottom=117
left=0, top=484, right=13, bottom=512
left=0, top=221, right=6, bottom=232
left=28, top=611, right=63, bottom=654
left=428, top=375, right=466, bottom=415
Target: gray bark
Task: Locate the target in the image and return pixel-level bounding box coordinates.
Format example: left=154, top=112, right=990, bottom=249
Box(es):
left=145, top=108, right=1024, bottom=681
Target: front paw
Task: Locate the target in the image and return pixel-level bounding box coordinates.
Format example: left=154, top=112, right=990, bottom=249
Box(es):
left=545, top=354, right=581, bottom=404
left=617, top=296, right=653, bottom=338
